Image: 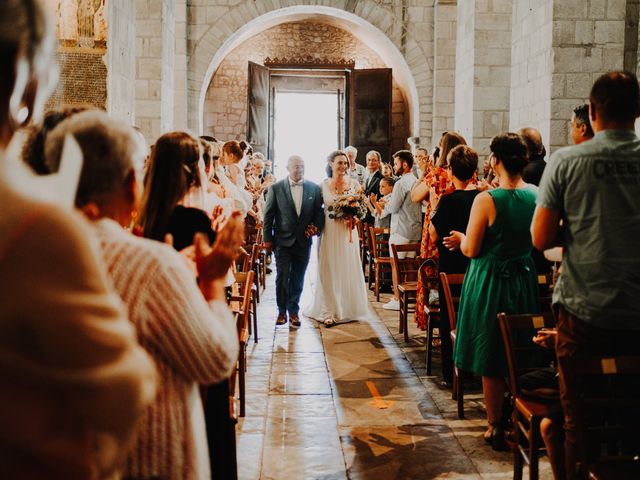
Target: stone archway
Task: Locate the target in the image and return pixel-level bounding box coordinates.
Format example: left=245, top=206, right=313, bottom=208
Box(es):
left=188, top=3, right=431, bottom=142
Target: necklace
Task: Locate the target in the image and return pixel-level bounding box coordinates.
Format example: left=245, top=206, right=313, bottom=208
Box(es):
left=331, top=177, right=350, bottom=195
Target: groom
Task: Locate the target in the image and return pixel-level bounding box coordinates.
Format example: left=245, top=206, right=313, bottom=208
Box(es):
left=263, top=155, right=324, bottom=327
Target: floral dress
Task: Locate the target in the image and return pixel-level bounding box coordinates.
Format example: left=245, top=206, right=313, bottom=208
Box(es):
left=414, top=167, right=453, bottom=330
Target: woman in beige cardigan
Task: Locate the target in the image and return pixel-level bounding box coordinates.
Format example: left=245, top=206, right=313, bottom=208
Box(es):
left=46, top=110, right=243, bottom=480
left=0, top=1, right=157, bottom=478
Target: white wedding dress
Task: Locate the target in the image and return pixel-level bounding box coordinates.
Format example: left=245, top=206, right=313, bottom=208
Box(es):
left=304, top=179, right=370, bottom=323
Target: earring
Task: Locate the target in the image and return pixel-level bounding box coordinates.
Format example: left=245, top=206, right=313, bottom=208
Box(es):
left=16, top=106, right=29, bottom=126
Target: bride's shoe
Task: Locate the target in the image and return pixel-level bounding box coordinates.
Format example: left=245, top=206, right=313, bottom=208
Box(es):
left=323, top=316, right=337, bottom=327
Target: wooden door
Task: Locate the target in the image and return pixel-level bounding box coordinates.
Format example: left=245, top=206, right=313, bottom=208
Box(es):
left=349, top=68, right=392, bottom=165
left=246, top=61, right=270, bottom=156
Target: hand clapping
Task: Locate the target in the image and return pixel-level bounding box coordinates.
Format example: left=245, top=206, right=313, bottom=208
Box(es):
left=195, top=210, right=245, bottom=283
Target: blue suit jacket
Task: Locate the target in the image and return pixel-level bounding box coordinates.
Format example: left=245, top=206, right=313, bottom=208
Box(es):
left=262, top=179, right=324, bottom=249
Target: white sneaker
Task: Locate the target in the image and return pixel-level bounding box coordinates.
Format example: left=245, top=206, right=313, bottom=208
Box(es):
left=383, top=299, right=400, bottom=310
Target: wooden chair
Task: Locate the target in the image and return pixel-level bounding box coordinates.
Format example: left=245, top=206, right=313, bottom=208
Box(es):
left=498, top=312, right=559, bottom=480
left=255, top=229, right=267, bottom=290
left=390, top=243, right=421, bottom=342
left=235, top=247, right=258, bottom=343
left=418, top=258, right=441, bottom=375
left=561, top=353, right=640, bottom=480
left=228, top=270, right=254, bottom=417
left=440, top=272, right=466, bottom=418
left=368, top=226, right=392, bottom=301
left=356, top=221, right=370, bottom=276
left=250, top=243, right=262, bottom=304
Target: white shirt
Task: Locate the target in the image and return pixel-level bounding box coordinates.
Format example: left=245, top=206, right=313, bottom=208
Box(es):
left=289, top=178, right=304, bottom=216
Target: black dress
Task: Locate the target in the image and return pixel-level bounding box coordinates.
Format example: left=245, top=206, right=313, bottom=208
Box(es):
left=430, top=189, right=480, bottom=383
left=166, top=205, right=216, bottom=251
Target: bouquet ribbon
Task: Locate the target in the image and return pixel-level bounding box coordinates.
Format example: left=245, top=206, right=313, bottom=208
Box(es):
left=348, top=218, right=354, bottom=243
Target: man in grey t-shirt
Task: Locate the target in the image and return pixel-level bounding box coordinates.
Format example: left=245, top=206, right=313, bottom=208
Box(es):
left=532, top=71, right=640, bottom=479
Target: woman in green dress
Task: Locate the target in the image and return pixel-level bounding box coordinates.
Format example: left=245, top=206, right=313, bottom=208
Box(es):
left=445, top=133, right=539, bottom=449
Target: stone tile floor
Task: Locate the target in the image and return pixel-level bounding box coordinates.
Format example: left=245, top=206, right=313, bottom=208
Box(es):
left=236, top=256, right=553, bottom=479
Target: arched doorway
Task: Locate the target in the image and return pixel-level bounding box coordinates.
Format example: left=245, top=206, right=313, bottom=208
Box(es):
left=193, top=6, right=421, bottom=141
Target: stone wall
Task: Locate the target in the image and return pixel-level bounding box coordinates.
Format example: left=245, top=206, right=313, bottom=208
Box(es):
left=204, top=21, right=410, bottom=155
left=509, top=0, right=553, bottom=144
left=549, top=0, right=627, bottom=150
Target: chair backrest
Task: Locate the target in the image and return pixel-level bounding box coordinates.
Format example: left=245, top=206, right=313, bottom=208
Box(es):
left=439, top=272, right=464, bottom=331
left=232, top=270, right=254, bottom=337
left=235, top=246, right=251, bottom=273
left=562, top=353, right=640, bottom=473
left=368, top=226, right=390, bottom=259
left=390, top=243, right=421, bottom=283
left=497, top=312, right=556, bottom=398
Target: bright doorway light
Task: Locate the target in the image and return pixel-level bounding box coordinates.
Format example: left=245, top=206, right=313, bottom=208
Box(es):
left=273, top=91, right=339, bottom=184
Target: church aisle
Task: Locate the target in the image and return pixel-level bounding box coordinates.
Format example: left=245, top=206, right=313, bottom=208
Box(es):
left=236, top=261, right=549, bottom=479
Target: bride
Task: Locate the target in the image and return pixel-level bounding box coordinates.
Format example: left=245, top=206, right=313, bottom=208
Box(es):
left=304, top=150, right=370, bottom=326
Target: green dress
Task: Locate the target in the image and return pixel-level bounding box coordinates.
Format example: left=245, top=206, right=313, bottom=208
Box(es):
left=453, top=186, right=539, bottom=377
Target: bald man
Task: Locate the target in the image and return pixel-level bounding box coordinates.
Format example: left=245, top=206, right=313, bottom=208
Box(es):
left=518, top=127, right=547, bottom=186
left=263, top=156, right=325, bottom=327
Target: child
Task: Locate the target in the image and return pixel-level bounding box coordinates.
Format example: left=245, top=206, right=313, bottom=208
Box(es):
left=368, top=176, right=395, bottom=229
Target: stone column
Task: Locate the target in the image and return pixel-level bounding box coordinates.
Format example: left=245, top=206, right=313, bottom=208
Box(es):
left=174, top=0, right=188, bottom=130
left=106, top=0, right=136, bottom=124
left=135, top=0, right=175, bottom=143
left=454, top=0, right=512, bottom=155
left=431, top=0, right=457, bottom=148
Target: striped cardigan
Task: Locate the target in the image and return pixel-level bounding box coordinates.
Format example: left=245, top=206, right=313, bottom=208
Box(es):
left=94, top=219, right=239, bottom=480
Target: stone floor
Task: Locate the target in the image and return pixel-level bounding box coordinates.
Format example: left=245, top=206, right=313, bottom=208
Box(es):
left=236, top=254, right=553, bottom=479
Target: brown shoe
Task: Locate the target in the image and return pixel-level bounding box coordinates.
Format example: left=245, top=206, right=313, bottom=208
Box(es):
left=289, top=314, right=301, bottom=328
left=276, top=313, right=287, bottom=325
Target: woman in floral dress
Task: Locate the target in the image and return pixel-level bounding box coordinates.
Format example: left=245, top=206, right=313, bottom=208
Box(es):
left=411, top=132, right=467, bottom=329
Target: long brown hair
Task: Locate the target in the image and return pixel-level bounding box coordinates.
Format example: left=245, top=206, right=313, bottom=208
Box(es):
left=438, top=131, right=467, bottom=168
left=138, top=131, right=201, bottom=241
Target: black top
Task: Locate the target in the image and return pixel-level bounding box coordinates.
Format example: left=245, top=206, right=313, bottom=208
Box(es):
left=522, top=159, right=546, bottom=186
left=166, top=205, right=216, bottom=251
left=431, top=189, right=480, bottom=274
left=363, top=170, right=383, bottom=224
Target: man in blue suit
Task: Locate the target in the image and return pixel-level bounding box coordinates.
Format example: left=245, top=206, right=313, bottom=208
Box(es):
left=263, top=155, right=324, bottom=327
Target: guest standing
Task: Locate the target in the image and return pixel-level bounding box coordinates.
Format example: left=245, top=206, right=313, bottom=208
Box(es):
left=429, top=145, right=480, bottom=386
left=0, top=1, right=157, bottom=477
left=139, top=132, right=216, bottom=251
left=345, top=145, right=367, bottom=187
left=449, top=133, right=539, bottom=449
left=363, top=150, right=383, bottom=224
left=533, top=71, right=640, bottom=479
left=45, top=110, right=241, bottom=480
left=411, top=132, right=465, bottom=328
left=375, top=150, right=422, bottom=311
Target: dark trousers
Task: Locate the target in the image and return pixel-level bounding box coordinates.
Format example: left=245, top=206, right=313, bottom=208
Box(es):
left=556, top=306, right=640, bottom=479
left=274, top=244, right=311, bottom=315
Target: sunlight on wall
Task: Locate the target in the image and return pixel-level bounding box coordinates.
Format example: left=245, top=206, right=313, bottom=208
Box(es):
left=273, top=92, right=339, bottom=184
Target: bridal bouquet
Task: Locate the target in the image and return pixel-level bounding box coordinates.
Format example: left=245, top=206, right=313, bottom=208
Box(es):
left=327, top=193, right=367, bottom=242
left=327, top=193, right=367, bottom=221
